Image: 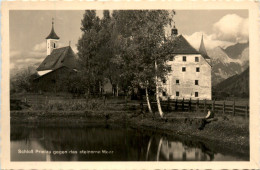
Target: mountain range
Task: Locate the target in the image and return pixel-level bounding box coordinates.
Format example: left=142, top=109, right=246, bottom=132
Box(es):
left=213, top=67, right=249, bottom=98
left=207, top=42, right=249, bottom=86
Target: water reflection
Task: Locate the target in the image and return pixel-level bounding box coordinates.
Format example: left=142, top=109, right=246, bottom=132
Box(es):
left=147, top=137, right=215, bottom=161
left=11, top=125, right=247, bottom=161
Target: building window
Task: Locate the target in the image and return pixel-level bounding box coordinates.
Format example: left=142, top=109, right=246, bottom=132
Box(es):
left=176, top=79, right=179, bottom=84
left=167, top=66, right=172, bottom=71
left=183, top=56, right=186, bottom=62
left=195, top=57, right=199, bottom=62
left=163, top=91, right=167, bottom=96
left=195, top=92, right=199, bottom=97
left=176, top=91, right=179, bottom=96
left=196, top=67, right=200, bottom=72
left=182, top=67, right=186, bottom=72
left=54, top=43, right=56, bottom=48
left=195, top=80, right=199, bottom=85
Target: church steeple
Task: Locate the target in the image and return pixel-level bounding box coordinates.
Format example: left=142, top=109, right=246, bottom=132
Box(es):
left=46, top=18, right=60, bottom=40
left=199, top=35, right=210, bottom=59
left=46, top=18, right=59, bottom=55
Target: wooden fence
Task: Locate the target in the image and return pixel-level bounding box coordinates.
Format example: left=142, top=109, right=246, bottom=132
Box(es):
left=142, top=98, right=249, bottom=118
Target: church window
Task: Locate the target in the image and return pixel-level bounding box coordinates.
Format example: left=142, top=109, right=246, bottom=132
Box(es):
left=176, top=79, right=179, bottom=84
left=176, top=91, right=179, bottom=96
left=196, top=67, right=200, bottom=72
left=182, top=67, right=186, bottom=72
left=54, top=43, right=56, bottom=48
left=195, top=57, right=199, bottom=62
left=183, top=56, right=186, bottom=62
left=195, top=80, right=199, bottom=85
left=195, top=92, right=199, bottom=97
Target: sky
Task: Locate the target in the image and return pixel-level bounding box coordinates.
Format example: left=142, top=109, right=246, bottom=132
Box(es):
left=9, top=10, right=248, bottom=71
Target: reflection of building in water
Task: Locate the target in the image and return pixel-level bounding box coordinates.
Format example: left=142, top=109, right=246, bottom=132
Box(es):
left=159, top=139, right=213, bottom=161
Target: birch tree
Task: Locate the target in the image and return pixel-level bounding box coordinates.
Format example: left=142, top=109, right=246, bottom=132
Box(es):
left=112, top=10, right=174, bottom=116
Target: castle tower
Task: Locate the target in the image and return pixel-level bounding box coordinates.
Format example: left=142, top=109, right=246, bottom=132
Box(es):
left=46, top=18, right=60, bottom=55
left=199, top=35, right=211, bottom=62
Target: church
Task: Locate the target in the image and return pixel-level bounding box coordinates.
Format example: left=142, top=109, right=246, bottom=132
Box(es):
left=32, top=20, right=79, bottom=93
left=161, top=26, right=212, bottom=100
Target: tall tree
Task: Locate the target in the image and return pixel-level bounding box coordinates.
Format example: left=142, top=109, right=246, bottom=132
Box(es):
left=77, top=10, right=113, bottom=95
left=112, top=10, right=174, bottom=117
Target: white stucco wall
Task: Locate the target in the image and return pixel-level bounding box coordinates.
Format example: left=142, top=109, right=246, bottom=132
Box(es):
left=162, top=54, right=212, bottom=100
left=47, top=39, right=59, bottom=55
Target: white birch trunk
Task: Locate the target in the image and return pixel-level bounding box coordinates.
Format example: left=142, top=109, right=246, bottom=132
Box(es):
left=146, top=137, right=153, bottom=161
left=145, top=86, right=153, bottom=113
left=156, top=137, right=163, bottom=161
left=155, top=60, right=163, bottom=117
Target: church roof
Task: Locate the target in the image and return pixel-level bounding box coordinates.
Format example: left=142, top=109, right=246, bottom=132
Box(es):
left=199, top=35, right=210, bottom=59
left=46, top=21, right=60, bottom=39
left=169, top=35, right=200, bottom=55
left=37, top=46, right=78, bottom=71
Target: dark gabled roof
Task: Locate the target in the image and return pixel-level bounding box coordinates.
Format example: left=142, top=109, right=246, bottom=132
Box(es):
left=46, top=22, right=60, bottom=40
left=169, top=35, right=200, bottom=55
left=37, top=46, right=78, bottom=71
left=199, top=35, right=210, bottom=59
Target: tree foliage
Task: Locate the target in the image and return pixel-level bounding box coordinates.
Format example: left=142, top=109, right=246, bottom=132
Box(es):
left=77, top=10, right=175, bottom=101
left=10, top=66, right=37, bottom=93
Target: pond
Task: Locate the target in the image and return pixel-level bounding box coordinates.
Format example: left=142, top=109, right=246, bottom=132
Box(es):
left=11, top=125, right=248, bottom=161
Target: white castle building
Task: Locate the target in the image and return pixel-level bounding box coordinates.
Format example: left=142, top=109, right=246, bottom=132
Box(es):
left=161, top=26, right=212, bottom=100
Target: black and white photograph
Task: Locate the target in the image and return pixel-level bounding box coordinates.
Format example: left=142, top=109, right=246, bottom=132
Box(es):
left=2, top=1, right=260, bottom=169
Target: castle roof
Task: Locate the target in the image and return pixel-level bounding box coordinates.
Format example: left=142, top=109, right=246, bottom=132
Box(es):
left=46, top=21, right=60, bottom=39
left=37, top=46, right=78, bottom=71
left=169, top=35, right=200, bottom=55
left=199, top=35, right=210, bottom=59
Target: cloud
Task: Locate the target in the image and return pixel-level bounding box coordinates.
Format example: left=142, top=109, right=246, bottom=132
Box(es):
left=184, top=32, right=234, bottom=50
left=10, top=50, right=21, bottom=58
left=16, top=58, right=43, bottom=64
left=212, top=14, right=248, bottom=42
left=33, top=41, right=46, bottom=53
left=183, top=14, right=248, bottom=50
left=10, top=42, right=47, bottom=71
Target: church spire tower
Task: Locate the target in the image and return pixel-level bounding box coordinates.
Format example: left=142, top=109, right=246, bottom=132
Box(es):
left=199, top=34, right=210, bottom=60
left=46, top=18, right=60, bottom=55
